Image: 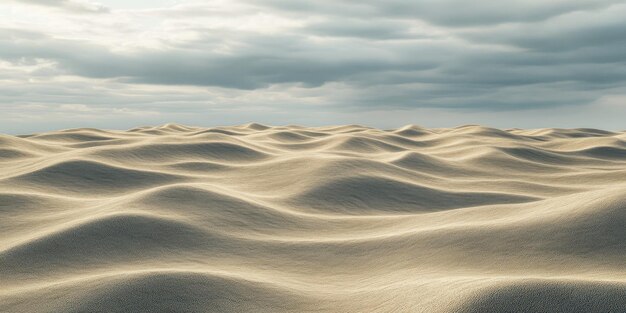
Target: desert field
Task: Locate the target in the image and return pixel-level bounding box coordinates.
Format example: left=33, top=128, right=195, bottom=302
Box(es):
left=1, top=123, right=626, bottom=312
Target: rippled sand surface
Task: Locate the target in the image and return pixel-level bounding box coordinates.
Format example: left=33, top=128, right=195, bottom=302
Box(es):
left=1, top=123, right=626, bottom=312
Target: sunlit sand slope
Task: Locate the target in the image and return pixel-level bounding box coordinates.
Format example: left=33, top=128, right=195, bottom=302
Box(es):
left=1, top=123, right=625, bottom=312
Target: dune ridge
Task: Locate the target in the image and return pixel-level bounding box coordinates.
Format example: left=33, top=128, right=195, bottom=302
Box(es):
left=1, top=123, right=625, bottom=312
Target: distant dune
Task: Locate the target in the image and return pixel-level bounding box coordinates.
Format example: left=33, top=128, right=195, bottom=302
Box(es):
left=1, top=123, right=626, bottom=312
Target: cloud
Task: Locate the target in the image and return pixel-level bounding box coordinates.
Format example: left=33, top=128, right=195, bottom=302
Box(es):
left=461, top=3, right=626, bottom=52
left=13, top=0, right=109, bottom=13
left=246, top=0, right=622, bottom=26
left=0, top=28, right=438, bottom=89
left=1, top=0, right=625, bottom=132
left=304, top=19, right=418, bottom=40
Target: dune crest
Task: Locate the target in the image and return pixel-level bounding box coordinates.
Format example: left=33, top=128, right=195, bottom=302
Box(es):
left=1, top=124, right=625, bottom=312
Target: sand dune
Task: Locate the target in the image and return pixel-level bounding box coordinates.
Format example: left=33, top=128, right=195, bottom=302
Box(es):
left=1, top=123, right=625, bottom=312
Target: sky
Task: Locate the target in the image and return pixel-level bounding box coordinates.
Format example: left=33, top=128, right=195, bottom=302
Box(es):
left=1, top=0, right=625, bottom=133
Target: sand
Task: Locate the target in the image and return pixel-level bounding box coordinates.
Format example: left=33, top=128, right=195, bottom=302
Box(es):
left=1, top=123, right=625, bottom=312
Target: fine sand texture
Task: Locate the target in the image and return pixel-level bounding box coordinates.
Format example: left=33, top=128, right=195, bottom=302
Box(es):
left=1, top=123, right=626, bottom=312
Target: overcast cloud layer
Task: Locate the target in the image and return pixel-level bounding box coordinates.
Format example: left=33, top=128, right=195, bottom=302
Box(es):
left=1, top=0, right=625, bottom=133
